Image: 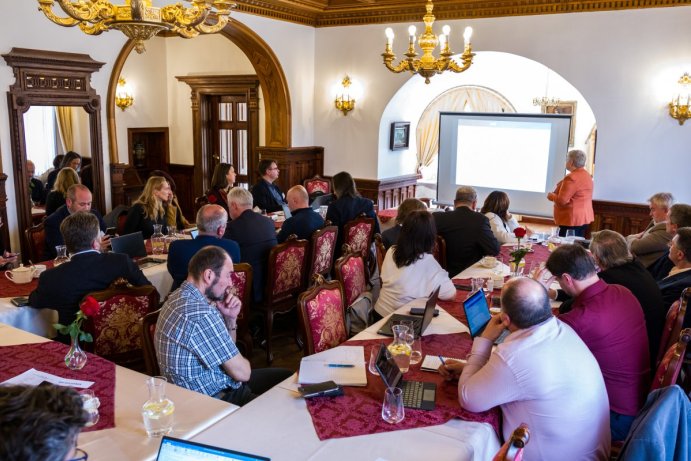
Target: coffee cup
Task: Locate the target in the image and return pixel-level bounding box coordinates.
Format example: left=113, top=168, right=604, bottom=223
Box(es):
left=5, top=265, right=35, bottom=284
left=480, top=256, right=497, bottom=268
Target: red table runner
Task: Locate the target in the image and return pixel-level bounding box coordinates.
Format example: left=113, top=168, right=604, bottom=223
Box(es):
left=0, top=341, right=116, bottom=432
left=1, top=261, right=54, bottom=298
left=304, top=334, right=500, bottom=441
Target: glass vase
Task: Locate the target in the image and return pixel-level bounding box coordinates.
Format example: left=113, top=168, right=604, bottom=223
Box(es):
left=510, top=260, right=525, bottom=278
left=65, top=334, right=88, bottom=370
left=151, top=224, right=165, bottom=255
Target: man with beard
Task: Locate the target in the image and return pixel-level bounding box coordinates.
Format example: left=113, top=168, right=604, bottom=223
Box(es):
left=155, top=246, right=291, bottom=406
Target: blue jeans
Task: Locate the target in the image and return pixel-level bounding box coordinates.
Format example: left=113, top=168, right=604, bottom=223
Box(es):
left=611, top=410, right=636, bottom=441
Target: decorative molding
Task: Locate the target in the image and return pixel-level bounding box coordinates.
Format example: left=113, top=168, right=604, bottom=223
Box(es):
left=354, top=173, right=421, bottom=211
left=233, top=0, right=691, bottom=27
left=0, top=173, right=9, bottom=253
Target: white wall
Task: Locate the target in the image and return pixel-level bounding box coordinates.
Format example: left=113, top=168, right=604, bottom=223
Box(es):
left=314, top=7, right=691, bottom=206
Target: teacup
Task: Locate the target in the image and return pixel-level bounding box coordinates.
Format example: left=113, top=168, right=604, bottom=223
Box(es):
left=32, top=264, right=47, bottom=278
left=5, top=265, right=35, bottom=284
left=480, top=256, right=497, bottom=268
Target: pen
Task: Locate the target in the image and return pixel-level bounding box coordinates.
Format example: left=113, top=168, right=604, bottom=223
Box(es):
left=325, top=363, right=355, bottom=368
left=438, top=355, right=446, bottom=366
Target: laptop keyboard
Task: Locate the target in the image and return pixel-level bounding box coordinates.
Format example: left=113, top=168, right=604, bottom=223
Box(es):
left=401, top=380, right=425, bottom=408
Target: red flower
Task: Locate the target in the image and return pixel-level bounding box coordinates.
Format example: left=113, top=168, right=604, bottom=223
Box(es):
left=208, top=195, right=217, bottom=203
left=513, top=227, right=527, bottom=239
left=80, top=296, right=100, bottom=317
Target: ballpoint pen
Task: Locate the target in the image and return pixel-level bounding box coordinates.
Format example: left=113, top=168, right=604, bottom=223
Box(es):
left=325, top=363, right=355, bottom=368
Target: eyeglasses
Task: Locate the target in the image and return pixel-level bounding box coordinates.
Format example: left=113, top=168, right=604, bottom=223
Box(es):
left=68, top=448, right=88, bottom=461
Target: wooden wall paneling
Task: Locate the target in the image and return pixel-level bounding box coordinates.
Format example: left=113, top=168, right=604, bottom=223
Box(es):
left=168, top=164, right=195, bottom=222
left=0, top=173, right=9, bottom=252
left=354, top=173, right=420, bottom=211
left=592, top=200, right=649, bottom=237
left=256, top=146, right=324, bottom=193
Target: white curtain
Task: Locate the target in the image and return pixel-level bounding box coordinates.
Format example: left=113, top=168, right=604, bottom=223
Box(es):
left=416, top=86, right=515, bottom=171
left=55, top=106, right=74, bottom=152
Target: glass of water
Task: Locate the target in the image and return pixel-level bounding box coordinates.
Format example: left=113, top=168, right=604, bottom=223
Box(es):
left=565, top=229, right=576, bottom=243
left=381, top=387, right=405, bottom=424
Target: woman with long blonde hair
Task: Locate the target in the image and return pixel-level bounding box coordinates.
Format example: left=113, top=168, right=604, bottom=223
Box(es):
left=45, top=167, right=80, bottom=216
left=123, top=176, right=171, bottom=238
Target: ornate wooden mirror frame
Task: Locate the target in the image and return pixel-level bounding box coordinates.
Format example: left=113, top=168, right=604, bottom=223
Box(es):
left=3, top=48, right=105, bottom=262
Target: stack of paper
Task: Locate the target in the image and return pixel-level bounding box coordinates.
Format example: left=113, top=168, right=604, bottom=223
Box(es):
left=298, top=346, right=367, bottom=386
left=420, top=355, right=466, bottom=372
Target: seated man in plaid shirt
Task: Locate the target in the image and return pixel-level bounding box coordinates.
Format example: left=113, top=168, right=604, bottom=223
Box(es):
left=155, top=246, right=292, bottom=406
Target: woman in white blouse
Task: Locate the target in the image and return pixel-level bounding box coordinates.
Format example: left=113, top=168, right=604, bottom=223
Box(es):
left=481, top=190, right=528, bottom=244
left=375, top=210, right=456, bottom=318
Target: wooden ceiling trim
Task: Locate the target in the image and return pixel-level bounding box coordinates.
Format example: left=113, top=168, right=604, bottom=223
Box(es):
left=234, top=0, right=691, bottom=27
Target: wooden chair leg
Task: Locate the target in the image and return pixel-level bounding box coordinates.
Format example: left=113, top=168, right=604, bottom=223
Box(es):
left=265, top=310, right=274, bottom=365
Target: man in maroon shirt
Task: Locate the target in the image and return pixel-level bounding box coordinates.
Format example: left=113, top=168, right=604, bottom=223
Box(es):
left=545, top=244, right=650, bottom=442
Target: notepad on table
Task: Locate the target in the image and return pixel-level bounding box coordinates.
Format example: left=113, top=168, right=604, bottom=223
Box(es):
left=420, top=355, right=467, bottom=372
left=298, top=346, right=367, bottom=386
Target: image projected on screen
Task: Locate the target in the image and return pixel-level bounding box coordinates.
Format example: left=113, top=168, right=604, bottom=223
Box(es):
left=455, top=120, right=551, bottom=193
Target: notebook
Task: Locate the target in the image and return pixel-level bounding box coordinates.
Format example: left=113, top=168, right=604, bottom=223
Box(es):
left=110, top=231, right=147, bottom=258
left=377, top=286, right=441, bottom=338
left=298, top=346, right=367, bottom=386
left=156, top=436, right=269, bottom=461
left=463, top=289, right=509, bottom=344
left=374, top=343, right=436, bottom=410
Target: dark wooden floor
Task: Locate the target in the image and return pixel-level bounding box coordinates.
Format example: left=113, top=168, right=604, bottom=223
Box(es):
left=247, top=313, right=304, bottom=372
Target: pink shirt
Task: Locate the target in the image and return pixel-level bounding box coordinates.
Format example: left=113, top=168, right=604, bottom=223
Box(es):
left=560, top=280, right=650, bottom=416
left=459, top=317, right=610, bottom=461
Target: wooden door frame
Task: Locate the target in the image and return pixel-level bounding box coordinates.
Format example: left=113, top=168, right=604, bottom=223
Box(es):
left=176, top=75, right=260, bottom=195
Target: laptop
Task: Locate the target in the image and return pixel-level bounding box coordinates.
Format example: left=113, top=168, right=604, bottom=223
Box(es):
left=310, top=193, right=334, bottom=210
left=377, top=285, right=440, bottom=338
left=156, top=436, right=270, bottom=461
left=281, top=203, right=292, bottom=219
left=374, top=343, right=436, bottom=410
left=190, top=228, right=199, bottom=239
left=110, top=231, right=147, bottom=258
left=463, top=289, right=509, bottom=344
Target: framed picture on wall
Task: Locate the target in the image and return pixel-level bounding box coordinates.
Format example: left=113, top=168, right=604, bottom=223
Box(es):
left=390, top=122, right=410, bottom=150
left=542, top=101, right=577, bottom=147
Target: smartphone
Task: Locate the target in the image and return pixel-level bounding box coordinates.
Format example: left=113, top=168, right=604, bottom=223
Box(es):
left=11, top=297, right=29, bottom=307
left=105, top=227, right=117, bottom=237
left=453, top=282, right=472, bottom=291
left=298, top=380, right=343, bottom=398
left=409, top=307, right=439, bottom=317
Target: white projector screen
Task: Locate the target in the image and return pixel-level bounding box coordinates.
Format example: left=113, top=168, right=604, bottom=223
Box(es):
left=437, top=112, right=572, bottom=217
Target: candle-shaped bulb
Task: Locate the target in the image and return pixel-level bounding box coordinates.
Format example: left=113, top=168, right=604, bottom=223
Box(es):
left=439, top=34, right=446, bottom=48
left=463, top=26, right=473, bottom=47
left=408, top=25, right=417, bottom=38
left=442, top=25, right=451, bottom=36
left=385, top=27, right=394, bottom=45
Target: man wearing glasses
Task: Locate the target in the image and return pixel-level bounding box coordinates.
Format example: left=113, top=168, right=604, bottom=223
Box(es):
left=250, top=159, right=286, bottom=213
left=658, top=228, right=691, bottom=326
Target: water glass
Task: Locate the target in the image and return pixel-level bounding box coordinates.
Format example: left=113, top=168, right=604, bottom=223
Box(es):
left=54, top=245, right=69, bottom=266
left=381, top=387, right=405, bottom=424
left=406, top=333, right=423, bottom=365
left=485, top=277, right=494, bottom=293
left=471, top=277, right=484, bottom=293
left=80, top=389, right=100, bottom=427
left=565, top=229, right=576, bottom=243
left=368, top=346, right=380, bottom=376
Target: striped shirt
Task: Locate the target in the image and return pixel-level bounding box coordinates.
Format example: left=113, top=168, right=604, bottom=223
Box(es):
left=155, top=281, right=240, bottom=396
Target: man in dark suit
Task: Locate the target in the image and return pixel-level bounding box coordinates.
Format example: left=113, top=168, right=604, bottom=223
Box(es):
left=659, top=228, right=691, bottom=329
left=648, top=204, right=691, bottom=281
left=27, top=160, right=44, bottom=205
left=167, top=204, right=241, bottom=291
left=433, top=185, right=499, bottom=277
left=277, top=185, right=324, bottom=243
left=250, top=159, right=286, bottom=213
left=44, top=184, right=108, bottom=260
left=29, top=212, right=151, bottom=343
left=225, top=187, right=277, bottom=302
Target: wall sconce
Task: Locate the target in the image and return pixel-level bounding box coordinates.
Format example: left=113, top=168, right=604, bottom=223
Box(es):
left=669, top=73, right=690, bottom=125
left=334, top=75, right=355, bottom=116
left=115, top=77, right=134, bottom=111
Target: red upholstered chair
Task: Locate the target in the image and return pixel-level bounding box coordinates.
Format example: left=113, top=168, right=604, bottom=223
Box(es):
left=373, top=233, right=386, bottom=286
left=297, top=275, right=348, bottom=356
left=303, top=175, right=331, bottom=198
left=229, top=263, right=253, bottom=357
left=651, top=328, right=691, bottom=391
left=256, top=235, right=309, bottom=364
left=82, top=278, right=160, bottom=371
left=432, top=234, right=447, bottom=270
left=492, top=423, right=530, bottom=461
left=140, top=309, right=161, bottom=376
left=25, top=221, right=46, bottom=263
left=307, top=225, right=338, bottom=282
left=343, top=214, right=375, bottom=262
left=656, top=288, right=689, bottom=366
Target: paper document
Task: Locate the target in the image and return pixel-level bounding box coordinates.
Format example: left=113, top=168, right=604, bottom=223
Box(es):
left=1, top=368, right=94, bottom=388
left=298, top=346, right=367, bottom=386
left=420, top=355, right=466, bottom=373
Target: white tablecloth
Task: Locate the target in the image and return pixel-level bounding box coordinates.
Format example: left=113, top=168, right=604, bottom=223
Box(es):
left=191, top=302, right=500, bottom=461
left=0, top=323, right=238, bottom=461
left=0, top=257, right=173, bottom=338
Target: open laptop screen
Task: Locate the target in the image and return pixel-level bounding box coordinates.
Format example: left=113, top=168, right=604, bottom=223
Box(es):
left=110, top=231, right=147, bottom=258
left=463, top=289, right=491, bottom=337
left=156, top=436, right=270, bottom=461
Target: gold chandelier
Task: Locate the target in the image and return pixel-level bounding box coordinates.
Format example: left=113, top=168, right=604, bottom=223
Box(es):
left=382, top=0, right=474, bottom=84
left=669, top=73, right=691, bottom=125
left=37, top=0, right=235, bottom=54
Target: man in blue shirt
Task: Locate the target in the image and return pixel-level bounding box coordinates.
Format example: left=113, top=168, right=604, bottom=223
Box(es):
left=250, top=159, right=286, bottom=213
left=167, top=204, right=240, bottom=291
left=155, top=246, right=291, bottom=405
left=277, top=185, right=324, bottom=243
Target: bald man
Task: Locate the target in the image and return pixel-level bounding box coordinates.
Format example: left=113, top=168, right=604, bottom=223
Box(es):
left=276, top=185, right=324, bottom=243
left=26, top=160, right=44, bottom=205
left=440, top=278, right=610, bottom=459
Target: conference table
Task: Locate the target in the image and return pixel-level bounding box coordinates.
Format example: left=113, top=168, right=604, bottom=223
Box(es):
left=0, top=322, right=238, bottom=461
left=0, top=254, right=173, bottom=338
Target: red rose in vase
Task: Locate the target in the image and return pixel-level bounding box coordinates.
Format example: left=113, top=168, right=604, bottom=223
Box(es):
left=513, top=227, right=527, bottom=239
left=80, top=296, right=101, bottom=317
